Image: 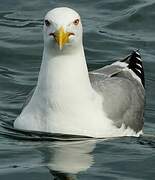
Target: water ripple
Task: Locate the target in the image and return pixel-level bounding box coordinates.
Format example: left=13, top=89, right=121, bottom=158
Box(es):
left=0, top=1, right=155, bottom=179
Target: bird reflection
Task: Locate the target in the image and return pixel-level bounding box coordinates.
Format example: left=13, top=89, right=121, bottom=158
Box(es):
left=38, top=140, right=97, bottom=180
left=50, top=170, right=76, bottom=180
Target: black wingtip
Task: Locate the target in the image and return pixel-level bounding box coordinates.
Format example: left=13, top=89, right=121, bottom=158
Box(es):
left=129, top=50, right=145, bottom=87
left=121, top=50, right=145, bottom=87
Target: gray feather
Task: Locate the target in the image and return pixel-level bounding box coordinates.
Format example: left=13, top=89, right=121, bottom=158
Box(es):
left=89, top=51, right=145, bottom=132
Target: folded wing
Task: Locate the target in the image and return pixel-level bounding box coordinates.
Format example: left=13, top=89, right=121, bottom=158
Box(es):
left=89, top=50, right=145, bottom=132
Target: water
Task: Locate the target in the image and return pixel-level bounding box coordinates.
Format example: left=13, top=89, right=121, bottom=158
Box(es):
left=0, top=0, right=155, bottom=179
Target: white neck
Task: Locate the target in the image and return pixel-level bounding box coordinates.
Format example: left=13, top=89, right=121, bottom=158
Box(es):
left=28, top=42, right=106, bottom=136
left=36, top=44, right=95, bottom=103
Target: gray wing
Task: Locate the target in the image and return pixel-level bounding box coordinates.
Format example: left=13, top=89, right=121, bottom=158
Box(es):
left=89, top=51, right=145, bottom=132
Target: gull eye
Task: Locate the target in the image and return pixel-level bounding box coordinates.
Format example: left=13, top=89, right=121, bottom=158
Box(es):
left=45, top=19, right=50, bottom=26
left=73, top=19, right=80, bottom=26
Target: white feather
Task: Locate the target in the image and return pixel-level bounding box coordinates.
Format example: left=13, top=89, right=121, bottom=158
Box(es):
left=14, top=7, right=144, bottom=138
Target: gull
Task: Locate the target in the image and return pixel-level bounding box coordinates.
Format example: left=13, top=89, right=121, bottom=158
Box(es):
left=14, top=7, right=145, bottom=138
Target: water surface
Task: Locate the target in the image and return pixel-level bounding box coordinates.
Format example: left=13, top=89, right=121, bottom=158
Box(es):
left=0, top=0, right=155, bottom=179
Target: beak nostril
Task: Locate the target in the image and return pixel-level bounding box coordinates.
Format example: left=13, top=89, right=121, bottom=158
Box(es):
left=49, top=27, right=75, bottom=50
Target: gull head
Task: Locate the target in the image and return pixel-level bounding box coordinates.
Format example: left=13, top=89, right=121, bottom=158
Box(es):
left=43, top=7, right=83, bottom=52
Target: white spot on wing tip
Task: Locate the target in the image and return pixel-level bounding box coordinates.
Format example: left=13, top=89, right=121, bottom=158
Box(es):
left=136, top=63, right=142, bottom=68
left=136, top=57, right=142, bottom=61
left=135, top=68, right=141, bottom=73
left=135, top=51, right=140, bottom=56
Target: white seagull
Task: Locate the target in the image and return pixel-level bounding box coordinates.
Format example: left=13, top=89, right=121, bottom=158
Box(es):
left=14, top=7, right=145, bottom=138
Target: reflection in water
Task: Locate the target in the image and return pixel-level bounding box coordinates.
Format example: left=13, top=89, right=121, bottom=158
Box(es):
left=0, top=121, right=100, bottom=179
left=50, top=171, right=76, bottom=180
left=38, top=140, right=97, bottom=180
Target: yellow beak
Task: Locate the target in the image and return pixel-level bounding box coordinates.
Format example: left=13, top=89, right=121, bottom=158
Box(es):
left=54, top=26, right=71, bottom=50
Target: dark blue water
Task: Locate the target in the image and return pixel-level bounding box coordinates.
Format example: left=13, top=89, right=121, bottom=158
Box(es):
left=0, top=0, right=155, bottom=179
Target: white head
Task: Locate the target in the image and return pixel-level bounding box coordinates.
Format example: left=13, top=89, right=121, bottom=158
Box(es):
left=43, top=7, right=83, bottom=53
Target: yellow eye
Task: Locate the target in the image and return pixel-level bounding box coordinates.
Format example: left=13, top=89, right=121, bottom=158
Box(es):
left=73, top=19, right=80, bottom=25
